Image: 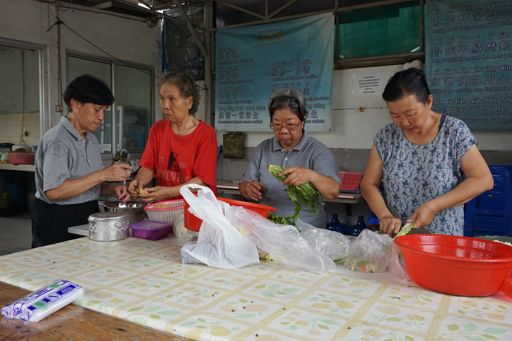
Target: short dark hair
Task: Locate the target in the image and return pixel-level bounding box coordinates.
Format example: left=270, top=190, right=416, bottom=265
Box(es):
left=161, top=72, right=200, bottom=114
left=382, top=67, right=431, bottom=103
left=268, top=89, right=308, bottom=122
left=63, top=74, right=114, bottom=109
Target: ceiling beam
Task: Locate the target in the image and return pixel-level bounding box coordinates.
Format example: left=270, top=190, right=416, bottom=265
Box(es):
left=94, top=1, right=114, bottom=9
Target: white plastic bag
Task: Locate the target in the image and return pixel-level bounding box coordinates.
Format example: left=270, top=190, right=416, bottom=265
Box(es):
left=179, top=184, right=259, bottom=269
left=226, top=206, right=335, bottom=273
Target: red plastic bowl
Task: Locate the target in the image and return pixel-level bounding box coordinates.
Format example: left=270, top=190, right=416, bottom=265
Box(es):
left=184, top=197, right=277, bottom=232
left=395, top=234, right=512, bottom=297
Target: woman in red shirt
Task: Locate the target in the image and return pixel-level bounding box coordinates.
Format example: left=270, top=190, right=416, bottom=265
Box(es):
left=119, top=72, right=217, bottom=202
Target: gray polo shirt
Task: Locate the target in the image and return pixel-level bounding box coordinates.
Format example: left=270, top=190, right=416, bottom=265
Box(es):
left=35, top=116, right=103, bottom=205
left=242, top=133, right=339, bottom=228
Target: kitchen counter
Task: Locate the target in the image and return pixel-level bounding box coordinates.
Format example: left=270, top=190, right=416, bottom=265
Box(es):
left=1, top=237, right=511, bottom=340
left=0, top=163, right=35, bottom=172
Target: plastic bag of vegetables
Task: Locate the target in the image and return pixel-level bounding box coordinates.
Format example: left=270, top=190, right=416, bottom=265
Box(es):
left=226, top=205, right=336, bottom=273
left=343, top=229, right=394, bottom=273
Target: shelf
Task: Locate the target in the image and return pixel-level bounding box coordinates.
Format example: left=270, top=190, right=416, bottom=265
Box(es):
left=217, top=180, right=362, bottom=204
left=0, top=163, right=35, bottom=172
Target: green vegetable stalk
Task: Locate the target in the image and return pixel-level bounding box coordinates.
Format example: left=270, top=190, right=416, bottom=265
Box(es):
left=268, top=164, right=320, bottom=223
left=394, top=222, right=416, bottom=239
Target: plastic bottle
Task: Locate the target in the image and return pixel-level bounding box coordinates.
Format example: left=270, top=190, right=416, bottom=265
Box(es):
left=350, top=215, right=367, bottom=236
left=326, top=213, right=341, bottom=231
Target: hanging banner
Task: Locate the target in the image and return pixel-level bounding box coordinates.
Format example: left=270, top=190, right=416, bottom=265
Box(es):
left=425, top=0, right=512, bottom=130
left=215, top=13, right=334, bottom=132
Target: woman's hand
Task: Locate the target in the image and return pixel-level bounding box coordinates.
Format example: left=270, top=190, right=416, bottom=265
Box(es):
left=280, top=167, right=312, bottom=186
left=239, top=180, right=263, bottom=201
left=102, top=163, right=132, bottom=182
left=138, top=186, right=172, bottom=203
left=127, top=179, right=143, bottom=197
left=379, top=215, right=403, bottom=236
left=409, top=201, right=439, bottom=228
left=114, top=185, right=130, bottom=203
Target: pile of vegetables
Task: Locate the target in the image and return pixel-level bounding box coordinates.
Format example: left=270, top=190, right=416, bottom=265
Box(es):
left=267, top=164, right=320, bottom=225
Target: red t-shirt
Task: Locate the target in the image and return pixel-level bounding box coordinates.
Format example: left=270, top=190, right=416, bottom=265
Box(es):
left=140, top=120, right=218, bottom=193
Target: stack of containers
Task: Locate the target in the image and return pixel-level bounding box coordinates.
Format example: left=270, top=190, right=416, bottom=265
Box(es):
left=464, top=166, right=512, bottom=237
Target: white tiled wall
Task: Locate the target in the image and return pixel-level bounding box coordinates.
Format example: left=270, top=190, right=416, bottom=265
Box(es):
left=0, top=112, right=40, bottom=146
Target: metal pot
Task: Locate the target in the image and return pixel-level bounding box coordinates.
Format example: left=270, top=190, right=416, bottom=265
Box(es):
left=98, top=200, right=146, bottom=224
left=88, top=212, right=129, bottom=241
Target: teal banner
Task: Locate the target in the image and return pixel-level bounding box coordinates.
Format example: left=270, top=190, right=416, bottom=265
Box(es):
left=215, top=13, right=334, bottom=132
left=425, top=0, right=512, bottom=130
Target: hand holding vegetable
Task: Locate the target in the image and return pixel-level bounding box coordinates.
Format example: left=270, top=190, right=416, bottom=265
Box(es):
left=394, top=222, right=416, bottom=239
left=379, top=214, right=402, bottom=236
left=268, top=164, right=320, bottom=220
left=409, top=200, right=439, bottom=228
left=279, top=167, right=313, bottom=187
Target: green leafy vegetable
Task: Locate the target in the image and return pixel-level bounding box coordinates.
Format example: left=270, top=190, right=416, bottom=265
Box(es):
left=268, top=212, right=297, bottom=226
left=394, top=223, right=416, bottom=239
left=268, top=164, right=320, bottom=222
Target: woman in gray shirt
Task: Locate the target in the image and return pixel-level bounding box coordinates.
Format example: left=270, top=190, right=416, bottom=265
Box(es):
left=32, top=75, right=132, bottom=247
left=239, top=89, right=339, bottom=228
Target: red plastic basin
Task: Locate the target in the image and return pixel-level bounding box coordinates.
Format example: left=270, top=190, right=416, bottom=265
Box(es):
left=184, top=197, right=276, bottom=232
left=395, top=234, right=512, bottom=297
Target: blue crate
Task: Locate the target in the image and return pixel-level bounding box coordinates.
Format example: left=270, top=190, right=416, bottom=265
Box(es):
left=464, top=165, right=512, bottom=237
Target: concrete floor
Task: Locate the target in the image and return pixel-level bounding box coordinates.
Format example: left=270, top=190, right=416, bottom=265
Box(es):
left=0, top=213, right=32, bottom=256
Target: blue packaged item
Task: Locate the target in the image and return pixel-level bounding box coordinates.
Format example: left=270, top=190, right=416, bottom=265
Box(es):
left=1, top=279, right=83, bottom=323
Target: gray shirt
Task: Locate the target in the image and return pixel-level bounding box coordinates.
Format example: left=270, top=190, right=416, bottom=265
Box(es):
left=242, top=133, right=339, bottom=228
left=35, top=116, right=103, bottom=205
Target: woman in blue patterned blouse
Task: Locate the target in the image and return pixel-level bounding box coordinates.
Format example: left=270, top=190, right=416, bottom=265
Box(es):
left=361, top=68, right=493, bottom=236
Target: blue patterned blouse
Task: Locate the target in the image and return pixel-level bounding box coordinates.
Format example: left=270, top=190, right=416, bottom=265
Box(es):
left=374, top=115, right=476, bottom=235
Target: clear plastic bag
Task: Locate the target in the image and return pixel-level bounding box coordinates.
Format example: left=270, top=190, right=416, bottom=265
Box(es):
left=226, top=206, right=335, bottom=273
left=296, top=218, right=350, bottom=261
left=172, top=217, right=198, bottom=242
left=344, top=229, right=393, bottom=273
left=179, top=184, right=259, bottom=269
left=301, top=228, right=350, bottom=261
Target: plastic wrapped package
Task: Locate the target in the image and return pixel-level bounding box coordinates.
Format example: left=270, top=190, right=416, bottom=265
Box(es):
left=226, top=206, right=336, bottom=273
left=344, top=229, right=394, bottom=272
left=172, top=217, right=198, bottom=242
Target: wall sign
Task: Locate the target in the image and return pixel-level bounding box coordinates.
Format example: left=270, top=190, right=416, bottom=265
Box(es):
left=425, top=0, right=512, bottom=130
left=215, top=13, right=334, bottom=132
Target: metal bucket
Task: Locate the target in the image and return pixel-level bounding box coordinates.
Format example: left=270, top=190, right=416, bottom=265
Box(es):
left=88, top=212, right=129, bottom=242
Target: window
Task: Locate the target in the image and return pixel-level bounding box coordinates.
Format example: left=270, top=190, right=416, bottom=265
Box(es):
left=67, top=54, right=153, bottom=155
left=338, top=1, right=421, bottom=60
left=0, top=43, right=42, bottom=147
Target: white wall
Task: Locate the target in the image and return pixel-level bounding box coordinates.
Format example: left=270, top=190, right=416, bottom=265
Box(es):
left=0, top=0, right=161, bottom=133
left=227, top=63, right=512, bottom=152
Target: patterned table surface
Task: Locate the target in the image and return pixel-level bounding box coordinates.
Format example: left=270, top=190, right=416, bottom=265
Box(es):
left=0, top=236, right=511, bottom=341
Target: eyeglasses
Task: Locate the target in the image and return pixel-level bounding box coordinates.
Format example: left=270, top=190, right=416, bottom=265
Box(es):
left=270, top=121, right=301, bottom=132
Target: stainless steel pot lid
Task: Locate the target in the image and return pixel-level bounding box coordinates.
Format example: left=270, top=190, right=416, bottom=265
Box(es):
left=88, top=212, right=129, bottom=221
